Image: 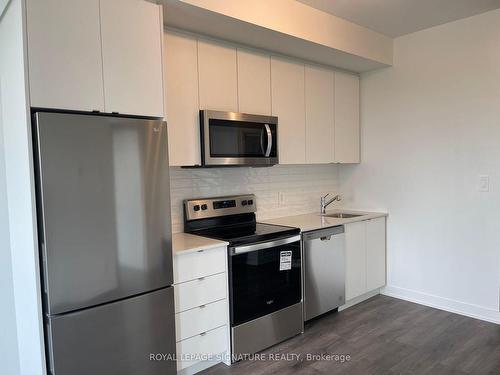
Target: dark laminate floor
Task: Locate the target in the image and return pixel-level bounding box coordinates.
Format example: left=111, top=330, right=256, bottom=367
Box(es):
left=201, top=295, right=500, bottom=375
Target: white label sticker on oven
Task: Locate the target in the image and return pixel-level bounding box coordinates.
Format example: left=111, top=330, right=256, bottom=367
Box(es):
left=279, top=251, right=292, bottom=271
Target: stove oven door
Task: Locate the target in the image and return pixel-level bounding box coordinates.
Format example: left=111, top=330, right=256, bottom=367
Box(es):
left=229, top=235, right=302, bottom=326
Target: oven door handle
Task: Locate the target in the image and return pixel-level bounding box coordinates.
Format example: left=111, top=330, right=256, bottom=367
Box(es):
left=230, top=235, right=301, bottom=255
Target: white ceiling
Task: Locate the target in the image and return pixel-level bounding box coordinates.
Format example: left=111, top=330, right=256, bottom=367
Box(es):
left=296, top=0, right=500, bottom=37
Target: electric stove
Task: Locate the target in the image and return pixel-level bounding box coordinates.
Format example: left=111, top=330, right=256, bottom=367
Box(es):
left=183, top=194, right=303, bottom=361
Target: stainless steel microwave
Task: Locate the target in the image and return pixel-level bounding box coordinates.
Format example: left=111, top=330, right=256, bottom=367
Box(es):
left=200, top=110, right=278, bottom=167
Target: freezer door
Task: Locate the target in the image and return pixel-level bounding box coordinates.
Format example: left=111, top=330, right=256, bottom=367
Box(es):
left=34, top=112, right=173, bottom=314
left=46, top=287, right=176, bottom=375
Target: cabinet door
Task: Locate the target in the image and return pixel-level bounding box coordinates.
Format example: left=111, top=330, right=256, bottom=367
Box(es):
left=164, top=32, right=201, bottom=166
left=26, top=0, right=104, bottom=111
left=345, top=221, right=366, bottom=300
left=237, top=49, right=271, bottom=115
left=100, top=0, right=164, bottom=117
left=334, top=72, right=360, bottom=163
left=305, top=65, right=334, bottom=164
left=198, top=40, right=238, bottom=112
left=271, top=57, right=306, bottom=164
left=366, top=218, right=386, bottom=291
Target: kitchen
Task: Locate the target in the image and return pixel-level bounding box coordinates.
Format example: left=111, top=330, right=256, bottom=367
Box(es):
left=1, top=1, right=500, bottom=375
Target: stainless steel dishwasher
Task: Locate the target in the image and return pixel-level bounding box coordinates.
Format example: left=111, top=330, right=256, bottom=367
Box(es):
left=303, top=226, right=345, bottom=321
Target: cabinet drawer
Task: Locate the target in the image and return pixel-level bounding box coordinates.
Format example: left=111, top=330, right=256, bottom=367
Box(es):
left=174, top=246, right=226, bottom=284
left=176, top=325, right=228, bottom=371
left=174, top=273, right=227, bottom=313
left=175, top=299, right=228, bottom=342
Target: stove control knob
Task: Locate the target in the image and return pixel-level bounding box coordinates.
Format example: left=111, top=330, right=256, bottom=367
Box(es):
left=248, top=199, right=254, bottom=205
left=241, top=200, right=247, bottom=206
left=201, top=204, right=208, bottom=210
left=193, top=205, right=200, bottom=212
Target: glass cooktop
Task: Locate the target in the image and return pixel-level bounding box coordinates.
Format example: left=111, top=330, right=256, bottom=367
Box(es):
left=193, top=222, right=300, bottom=247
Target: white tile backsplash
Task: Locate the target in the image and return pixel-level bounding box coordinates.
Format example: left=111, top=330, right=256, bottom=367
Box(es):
left=169, top=164, right=340, bottom=233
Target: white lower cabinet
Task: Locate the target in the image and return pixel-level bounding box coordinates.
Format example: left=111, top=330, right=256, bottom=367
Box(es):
left=176, top=326, right=228, bottom=372
left=174, top=273, right=227, bottom=313
left=173, top=246, right=226, bottom=284
left=366, top=217, right=387, bottom=291
left=344, top=217, right=386, bottom=302
left=345, top=221, right=367, bottom=301
left=173, top=245, right=230, bottom=374
left=175, top=299, right=228, bottom=342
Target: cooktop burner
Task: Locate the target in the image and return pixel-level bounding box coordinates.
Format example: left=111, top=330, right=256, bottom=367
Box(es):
left=183, top=194, right=300, bottom=246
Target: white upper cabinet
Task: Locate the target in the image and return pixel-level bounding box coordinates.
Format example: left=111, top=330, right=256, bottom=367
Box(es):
left=334, top=72, right=360, bottom=163
left=164, top=32, right=201, bottom=166
left=27, top=0, right=105, bottom=112
left=237, top=49, right=271, bottom=115
left=26, top=0, right=164, bottom=117
left=100, top=0, right=164, bottom=117
left=161, top=33, right=360, bottom=166
left=366, top=218, right=387, bottom=291
left=305, top=65, right=335, bottom=164
left=271, top=57, right=306, bottom=164
left=198, top=40, right=238, bottom=112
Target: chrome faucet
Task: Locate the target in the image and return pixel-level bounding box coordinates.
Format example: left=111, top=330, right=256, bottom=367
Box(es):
left=320, top=193, right=341, bottom=215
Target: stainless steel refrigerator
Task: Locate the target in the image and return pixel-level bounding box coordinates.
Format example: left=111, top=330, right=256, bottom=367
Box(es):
left=32, top=112, right=176, bottom=375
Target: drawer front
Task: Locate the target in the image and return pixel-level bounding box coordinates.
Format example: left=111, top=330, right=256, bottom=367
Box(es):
left=174, top=273, right=227, bottom=313
left=174, top=246, right=226, bottom=284
left=176, top=325, right=228, bottom=371
left=175, top=299, right=228, bottom=342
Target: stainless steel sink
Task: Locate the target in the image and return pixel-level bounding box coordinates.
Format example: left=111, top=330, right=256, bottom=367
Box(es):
left=322, top=213, right=363, bottom=219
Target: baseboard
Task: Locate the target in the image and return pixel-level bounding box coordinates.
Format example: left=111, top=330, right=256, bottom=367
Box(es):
left=382, top=285, right=500, bottom=325
left=338, top=288, right=381, bottom=311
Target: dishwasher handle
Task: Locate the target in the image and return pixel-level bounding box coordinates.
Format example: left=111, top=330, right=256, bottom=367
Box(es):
left=302, top=225, right=344, bottom=241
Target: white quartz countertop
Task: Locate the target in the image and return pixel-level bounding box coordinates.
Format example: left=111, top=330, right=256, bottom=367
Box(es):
left=172, top=232, right=228, bottom=255
left=261, top=209, right=388, bottom=232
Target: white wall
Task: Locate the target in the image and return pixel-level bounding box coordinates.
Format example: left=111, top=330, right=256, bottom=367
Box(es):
left=341, top=9, right=500, bottom=322
left=1, top=0, right=8, bottom=15
left=0, top=0, right=46, bottom=373
left=170, top=164, right=340, bottom=232
left=0, top=38, right=21, bottom=375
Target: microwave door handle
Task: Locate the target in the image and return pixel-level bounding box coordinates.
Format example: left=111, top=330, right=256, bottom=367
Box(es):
left=264, top=124, right=272, bottom=157
left=260, top=127, right=266, bottom=156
